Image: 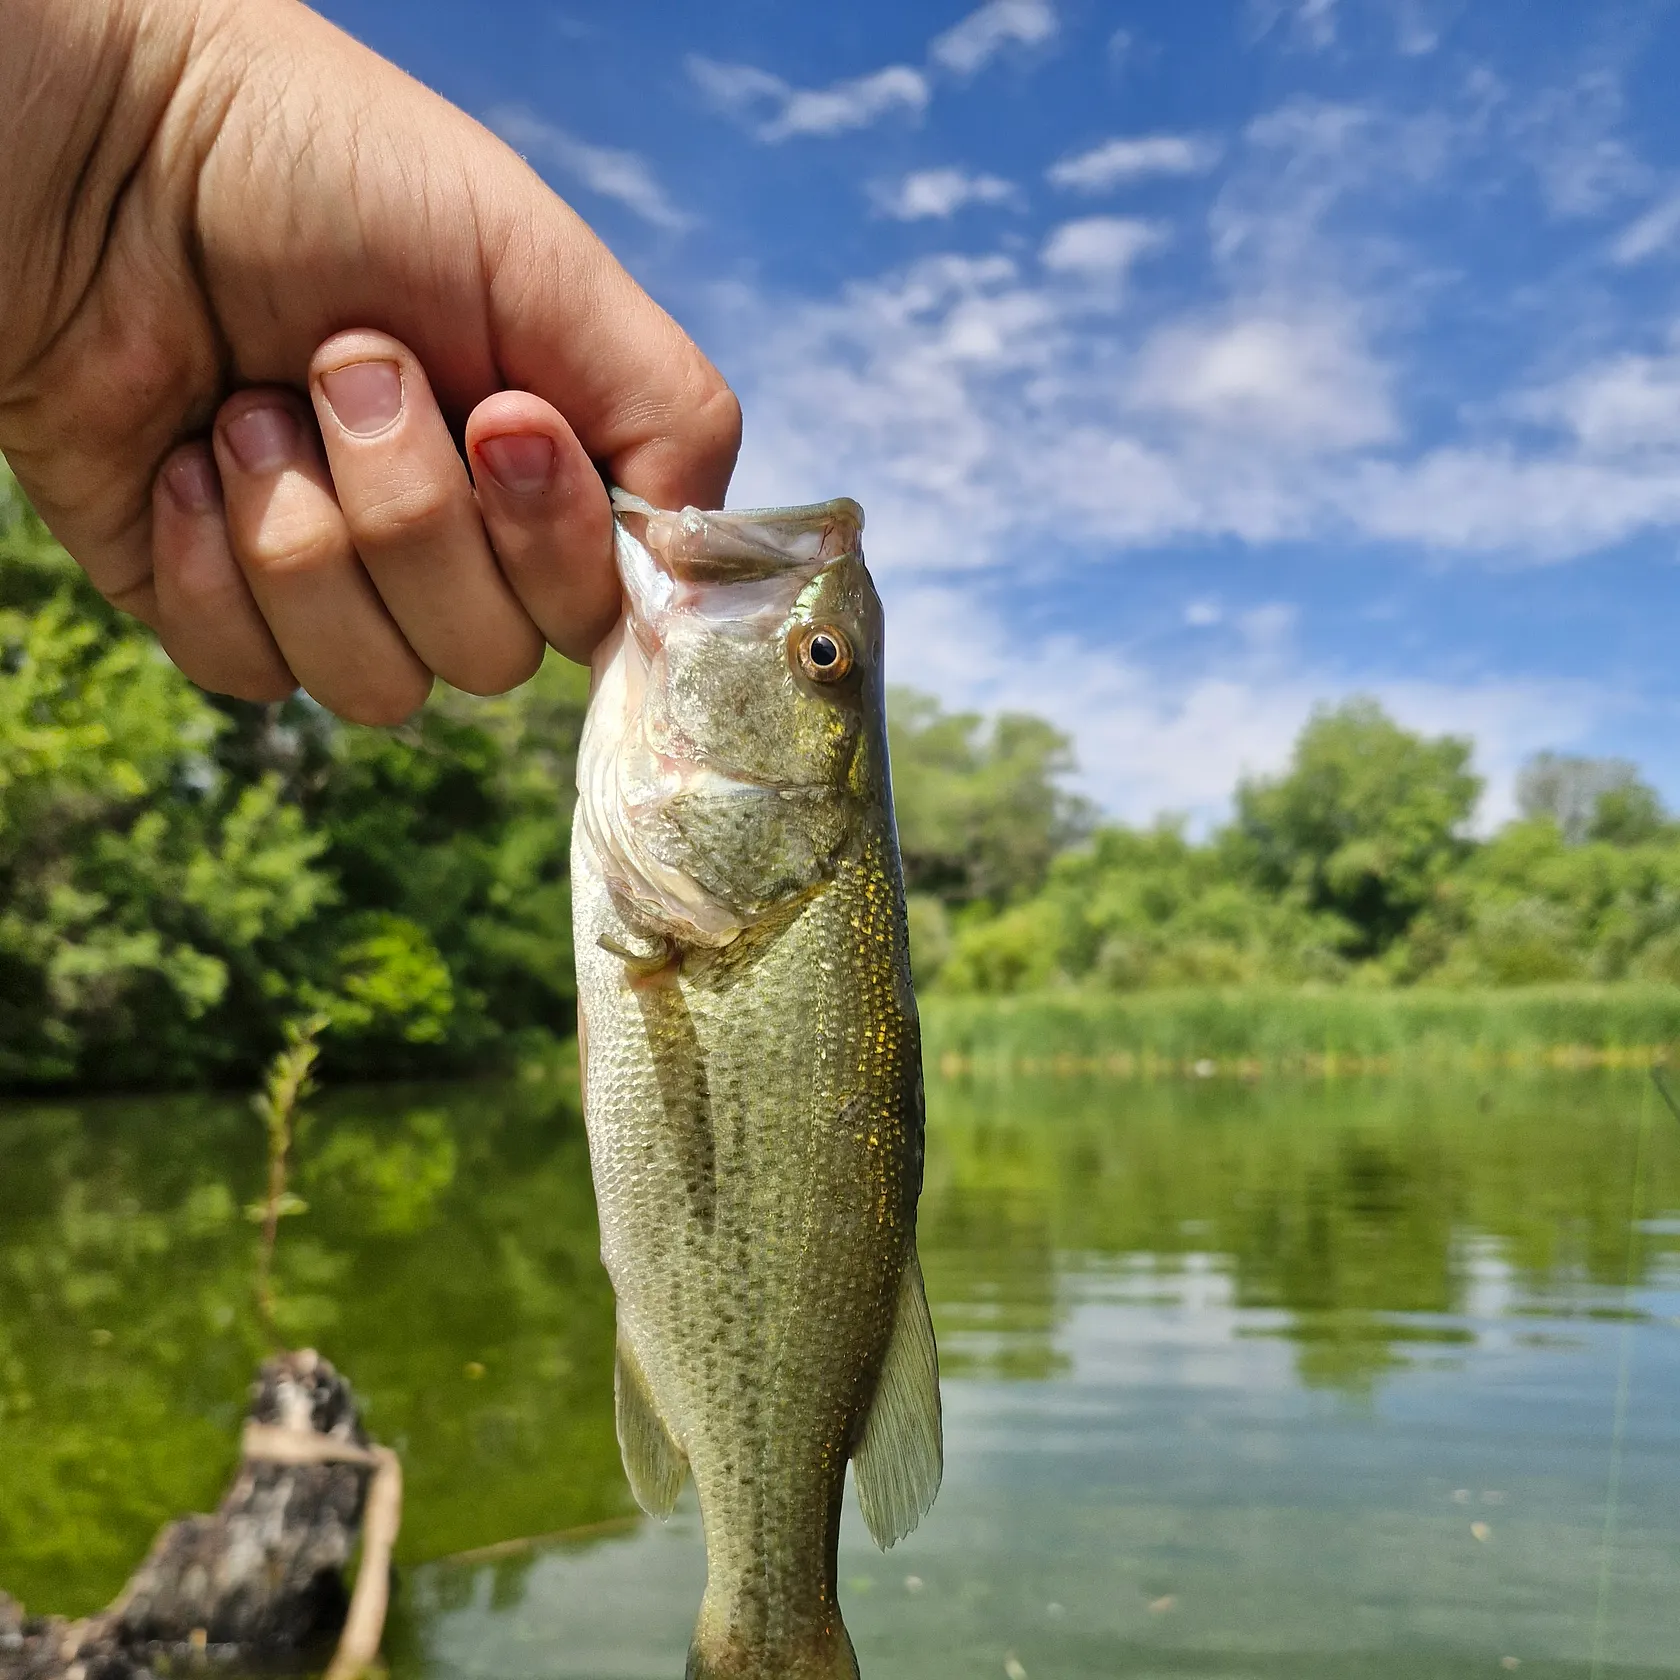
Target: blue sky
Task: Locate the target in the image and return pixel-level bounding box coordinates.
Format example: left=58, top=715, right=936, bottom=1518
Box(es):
left=320, top=0, right=1680, bottom=827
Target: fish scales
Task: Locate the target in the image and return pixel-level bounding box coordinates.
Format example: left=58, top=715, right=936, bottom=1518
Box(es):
left=573, top=494, right=941, bottom=1680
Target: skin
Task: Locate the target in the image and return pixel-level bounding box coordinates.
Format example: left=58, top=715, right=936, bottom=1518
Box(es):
left=0, top=0, right=740, bottom=720
left=573, top=503, right=937, bottom=1679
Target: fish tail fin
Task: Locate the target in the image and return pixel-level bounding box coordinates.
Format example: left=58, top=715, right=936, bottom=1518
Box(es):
left=685, top=1614, right=860, bottom=1680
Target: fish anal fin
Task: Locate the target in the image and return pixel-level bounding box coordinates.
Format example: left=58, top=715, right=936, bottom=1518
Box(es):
left=615, top=1331, right=688, bottom=1518
left=852, top=1247, right=943, bottom=1549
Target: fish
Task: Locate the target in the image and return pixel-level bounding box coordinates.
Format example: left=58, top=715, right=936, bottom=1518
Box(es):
left=571, top=489, right=942, bottom=1680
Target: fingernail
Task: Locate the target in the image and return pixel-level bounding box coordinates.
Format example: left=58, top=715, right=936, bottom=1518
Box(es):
left=476, top=433, right=557, bottom=496
left=224, top=405, right=299, bottom=474
left=319, top=360, right=403, bottom=436
left=164, top=451, right=220, bottom=513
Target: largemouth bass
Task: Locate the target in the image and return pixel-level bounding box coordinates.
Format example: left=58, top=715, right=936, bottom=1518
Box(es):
left=571, top=490, right=942, bottom=1680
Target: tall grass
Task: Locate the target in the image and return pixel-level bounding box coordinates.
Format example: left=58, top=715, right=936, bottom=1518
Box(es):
left=918, top=984, right=1680, bottom=1078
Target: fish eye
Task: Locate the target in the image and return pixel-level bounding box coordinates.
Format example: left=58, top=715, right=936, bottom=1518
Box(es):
left=796, top=625, right=854, bottom=683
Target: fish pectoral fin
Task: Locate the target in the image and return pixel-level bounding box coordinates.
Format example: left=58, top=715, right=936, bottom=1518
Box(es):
left=598, top=931, right=678, bottom=979
left=852, top=1246, right=943, bottom=1550
left=614, top=1332, right=688, bottom=1518
left=598, top=934, right=675, bottom=981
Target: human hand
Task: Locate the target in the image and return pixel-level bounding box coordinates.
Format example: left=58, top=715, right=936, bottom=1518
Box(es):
left=0, top=0, right=738, bottom=722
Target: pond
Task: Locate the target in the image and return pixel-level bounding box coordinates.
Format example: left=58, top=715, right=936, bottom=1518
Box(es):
left=2, top=1066, right=1677, bottom=1678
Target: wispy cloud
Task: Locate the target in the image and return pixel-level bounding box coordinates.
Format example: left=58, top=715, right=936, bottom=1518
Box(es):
left=930, top=0, right=1058, bottom=76
left=691, top=49, right=1680, bottom=816
left=1518, top=70, right=1649, bottom=219
left=1048, top=134, right=1222, bottom=192
left=1131, top=311, right=1396, bottom=452
left=1614, top=188, right=1680, bottom=264
left=687, top=56, right=929, bottom=141
left=885, top=580, right=1599, bottom=825
left=716, top=79, right=1680, bottom=591
left=1249, top=0, right=1342, bottom=52
left=486, top=106, right=691, bottom=230
left=1040, top=216, right=1166, bottom=280
left=872, top=168, right=1021, bottom=220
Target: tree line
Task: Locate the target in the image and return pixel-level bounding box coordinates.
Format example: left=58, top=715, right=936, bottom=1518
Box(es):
left=6, top=463, right=1678, bottom=1089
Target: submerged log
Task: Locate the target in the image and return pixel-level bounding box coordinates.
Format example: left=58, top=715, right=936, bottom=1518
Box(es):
left=0, top=1350, right=398, bottom=1680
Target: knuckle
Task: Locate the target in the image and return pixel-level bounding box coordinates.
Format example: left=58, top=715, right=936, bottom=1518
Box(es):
left=240, top=522, right=346, bottom=581
left=688, top=367, right=744, bottom=459
left=347, top=481, right=460, bottom=553
left=160, top=555, right=233, bottom=613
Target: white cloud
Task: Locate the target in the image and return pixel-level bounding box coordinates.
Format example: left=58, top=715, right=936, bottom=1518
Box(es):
left=718, top=245, right=1395, bottom=579
left=1131, top=312, right=1397, bottom=451
left=1518, top=71, right=1649, bottom=220
left=485, top=107, right=691, bottom=231
left=687, top=57, right=929, bottom=141
left=884, top=581, right=1598, bottom=825
left=696, top=75, right=1680, bottom=816
left=1520, top=342, right=1680, bottom=456
left=1040, top=216, right=1165, bottom=279
left=872, top=169, right=1021, bottom=221
left=1391, top=0, right=1442, bottom=55
left=930, top=0, right=1058, bottom=76
left=692, top=66, right=1680, bottom=817
left=1047, top=134, right=1222, bottom=193
left=1249, top=0, right=1341, bottom=52
left=1615, top=189, right=1680, bottom=264
left=1346, top=447, right=1680, bottom=558
left=1337, top=336, right=1680, bottom=557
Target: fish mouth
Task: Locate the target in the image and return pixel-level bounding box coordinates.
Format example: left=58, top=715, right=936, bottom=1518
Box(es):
left=609, top=490, right=863, bottom=650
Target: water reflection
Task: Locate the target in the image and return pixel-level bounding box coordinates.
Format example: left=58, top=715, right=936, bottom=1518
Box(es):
left=1, top=1070, right=1677, bottom=1675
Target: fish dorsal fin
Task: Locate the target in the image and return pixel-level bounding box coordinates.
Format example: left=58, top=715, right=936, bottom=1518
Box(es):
left=852, top=1248, right=943, bottom=1549
left=615, top=1330, right=688, bottom=1517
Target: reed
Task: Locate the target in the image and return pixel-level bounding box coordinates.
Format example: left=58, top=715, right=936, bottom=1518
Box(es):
left=918, top=984, right=1680, bottom=1079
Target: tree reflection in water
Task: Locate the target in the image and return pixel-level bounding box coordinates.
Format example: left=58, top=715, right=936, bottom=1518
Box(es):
left=1, top=1067, right=1675, bottom=1645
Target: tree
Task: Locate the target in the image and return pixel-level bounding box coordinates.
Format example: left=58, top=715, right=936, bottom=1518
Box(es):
left=0, top=460, right=590, bottom=1088
left=887, top=688, right=1092, bottom=908
left=0, top=469, right=335, bottom=1084
left=1232, top=699, right=1481, bottom=958
left=1517, top=751, right=1665, bottom=845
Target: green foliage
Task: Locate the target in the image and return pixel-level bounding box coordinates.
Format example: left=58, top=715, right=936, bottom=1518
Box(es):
left=888, top=687, right=1092, bottom=907
left=14, top=448, right=1680, bottom=1072
left=921, top=984, right=1680, bottom=1071
left=251, top=1014, right=326, bottom=1339
left=920, top=696, right=1680, bottom=1000
left=0, top=566, right=335, bottom=1083
left=1518, top=749, right=1670, bottom=845
left=0, top=461, right=588, bottom=1089
left=1231, top=697, right=1481, bottom=956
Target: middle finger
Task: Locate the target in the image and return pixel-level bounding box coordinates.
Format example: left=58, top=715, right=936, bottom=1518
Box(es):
left=311, top=332, right=545, bottom=696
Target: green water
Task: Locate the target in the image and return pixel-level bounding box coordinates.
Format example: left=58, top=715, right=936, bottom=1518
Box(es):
left=2, top=1070, right=1678, bottom=1677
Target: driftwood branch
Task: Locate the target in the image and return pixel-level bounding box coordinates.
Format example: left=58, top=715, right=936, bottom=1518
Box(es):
left=0, top=1350, right=400, bottom=1680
